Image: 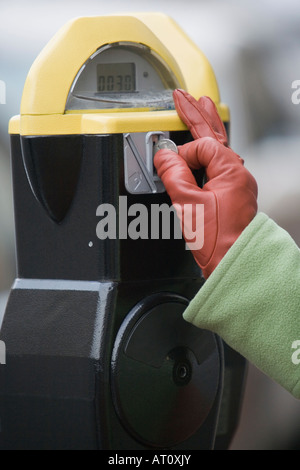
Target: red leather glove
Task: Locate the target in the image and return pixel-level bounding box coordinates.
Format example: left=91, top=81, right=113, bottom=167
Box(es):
left=154, top=89, right=258, bottom=279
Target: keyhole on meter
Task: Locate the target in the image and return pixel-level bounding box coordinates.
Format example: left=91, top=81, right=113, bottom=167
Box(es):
left=173, top=360, right=192, bottom=386
left=179, top=365, right=188, bottom=378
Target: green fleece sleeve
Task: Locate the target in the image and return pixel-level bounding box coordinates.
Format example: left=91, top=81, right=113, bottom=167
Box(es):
left=183, top=213, right=300, bottom=399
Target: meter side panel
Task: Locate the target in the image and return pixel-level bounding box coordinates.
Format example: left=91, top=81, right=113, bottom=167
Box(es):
left=11, top=133, right=121, bottom=281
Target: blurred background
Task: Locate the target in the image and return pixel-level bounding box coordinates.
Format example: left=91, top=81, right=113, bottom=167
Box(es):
left=0, top=0, right=300, bottom=449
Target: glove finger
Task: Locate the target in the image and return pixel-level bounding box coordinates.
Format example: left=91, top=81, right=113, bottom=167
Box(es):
left=178, top=137, right=245, bottom=181
left=154, top=148, right=203, bottom=202
left=173, top=89, right=227, bottom=145
left=154, top=148, right=217, bottom=267
left=198, top=96, right=228, bottom=145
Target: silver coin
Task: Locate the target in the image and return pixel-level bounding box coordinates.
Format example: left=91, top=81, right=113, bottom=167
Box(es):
left=154, top=138, right=178, bottom=154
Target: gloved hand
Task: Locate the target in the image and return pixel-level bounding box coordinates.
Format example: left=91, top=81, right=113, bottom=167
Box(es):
left=154, top=89, right=258, bottom=279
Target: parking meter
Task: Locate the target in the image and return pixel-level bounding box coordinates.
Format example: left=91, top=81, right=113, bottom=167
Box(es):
left=0, top=13, right=246, bottom=450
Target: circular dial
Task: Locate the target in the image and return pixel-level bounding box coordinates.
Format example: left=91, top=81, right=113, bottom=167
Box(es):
left=111, top=293, right=222, bottom=448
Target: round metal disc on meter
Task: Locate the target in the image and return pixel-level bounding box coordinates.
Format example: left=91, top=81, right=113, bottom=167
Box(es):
left=111, top=293, right=222, bottom=448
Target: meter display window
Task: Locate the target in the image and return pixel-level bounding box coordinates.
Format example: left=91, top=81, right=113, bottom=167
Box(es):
left=66, top=42, right=180, bottom=111
left=97, top=63, right=136, bottom=93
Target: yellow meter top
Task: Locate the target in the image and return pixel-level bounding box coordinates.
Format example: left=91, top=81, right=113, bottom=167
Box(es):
left=9, top=13, right=229, bottom=135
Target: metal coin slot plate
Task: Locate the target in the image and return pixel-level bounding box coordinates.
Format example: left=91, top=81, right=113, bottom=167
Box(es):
left=124, top=132, right=167, bottom=194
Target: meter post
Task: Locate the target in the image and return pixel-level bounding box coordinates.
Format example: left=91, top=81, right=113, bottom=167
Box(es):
left=0, top=14, right=245, bottom=450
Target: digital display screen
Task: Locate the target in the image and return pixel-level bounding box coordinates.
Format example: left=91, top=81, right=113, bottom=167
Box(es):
left=97, top=63, right=136, bottom=92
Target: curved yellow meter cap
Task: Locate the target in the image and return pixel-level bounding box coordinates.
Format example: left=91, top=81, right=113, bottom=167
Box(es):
left=9, top=13, right=229, bottom=136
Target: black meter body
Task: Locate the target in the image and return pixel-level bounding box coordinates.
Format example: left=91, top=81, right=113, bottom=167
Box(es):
left=0, top=14, right=246, bottom=450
